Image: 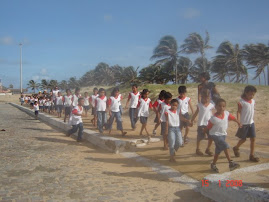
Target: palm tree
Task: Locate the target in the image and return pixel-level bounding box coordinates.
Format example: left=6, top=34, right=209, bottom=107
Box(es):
left=121, top=66, right=139, bottom=84
left=180, top=31, right=213, bottom=72
left=48, top=80, right=58, bottom=91
left=59, top=80, right=68, bottom=90
left=79, top=70, right=95, bottom=86
left=94, top=63, right=114, bottom=86
left=151, top=35, right=179, bottom=84
left=243, top=43, right=269, bottom=85
left=176, top=56, right=192, bottom=84
left=139, top=64, right=169, bottom=84
left=40, top=79, right=49, bottom=91
left=27, top=80, right=39, bottom=93
left=68, top=77, right=80, bottom=89
left=190, top=57, right=211, bottom=82
left=213, top=41, right=247, bottom=83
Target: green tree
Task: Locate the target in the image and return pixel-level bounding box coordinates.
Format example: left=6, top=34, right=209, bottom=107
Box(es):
left=27, top=80, right=39, bottom=93
left=94, top=63, right=114, bottom=86
left=176, top=56, right=192, bottom=84
left=180, top=31, right=213, bottom=72
left=48, top=80, right=58, bottom=91
left=190, top=57, right=211, bottom=82
left=59, top=80, right=68, bottom=90
left=151, top=35, right=179, bottom=83
left=40, top=79, right=50, bottom=90
left=68, top=77, right=80, bottom=89
left=121, top=66, right=139, bottom=84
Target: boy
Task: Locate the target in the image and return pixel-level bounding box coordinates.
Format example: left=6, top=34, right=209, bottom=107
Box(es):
left=89, top=87, right=99, bottom=126
left=33, top=101, right=39, bottom=119
left=63, top=89, right=73, bottom=123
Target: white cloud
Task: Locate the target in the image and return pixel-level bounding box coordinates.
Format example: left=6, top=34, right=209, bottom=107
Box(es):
left=32, top=75, right=40, bottom=81
left=182, top=8, right=200, bottom=19
left=0, top=36, right=14, bottom=45
left=41, top=68, right=47, bottom=75
left=104, top=15, right=112, bottom=22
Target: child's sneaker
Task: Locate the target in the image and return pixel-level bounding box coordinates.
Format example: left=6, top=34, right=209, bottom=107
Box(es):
left=211, top=163, right=219, bottom=173
left=153, top=130, right=156, bottom=136
left=229, top=160, right=240, bottom=171
left=205, top=148, right=213, bottom=156
left=196, top=149, right=204, bottom=156
left=233, top=146, right=240, bottom=157
left=249, top=155, right=260, bottom=162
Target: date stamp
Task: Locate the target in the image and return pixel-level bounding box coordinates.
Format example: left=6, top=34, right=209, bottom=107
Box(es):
left=202, top=180, right=243, bottom=187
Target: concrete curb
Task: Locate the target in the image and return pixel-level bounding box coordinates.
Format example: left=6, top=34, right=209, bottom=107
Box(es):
left=10, top=103, right=135, bottom=153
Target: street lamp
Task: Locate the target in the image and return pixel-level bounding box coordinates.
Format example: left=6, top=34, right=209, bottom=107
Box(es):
left=19, top=43, right=23, bottom=94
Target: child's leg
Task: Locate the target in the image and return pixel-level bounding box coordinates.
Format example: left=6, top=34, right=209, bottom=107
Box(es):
left=139, top=124, right=145, bottom=136
left=108, top=112, right=115, bottom=134
left=77, top=122, right=84, bottom=141
left=212, top=153, right=219, bottom=164
left=129, top=108, right=135, bottom=129
left=196, top=140, right=201, bottom=150
left=235, top=139, right=246, bottom=149
left=174, top=127, right=182, bottom=152
left=168, top=127, right=176, bottom=161
left=144, top=123, right=150, bottom=136
left=115, top=112, right=126, bottom=136
left=250, top=138, right=255, bottom=156
left=223, top=149, right=232, bottom=162
left=68, top=124, right=79, bottom=136
left=206, top=138, right=213, bottom=150
left=97, top=111, right=103, bottom=133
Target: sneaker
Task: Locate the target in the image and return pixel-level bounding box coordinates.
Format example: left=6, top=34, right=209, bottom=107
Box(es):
left=249, top=155, right=260, bottom=162
left=205, top=149, right=213, bottom=156
left=196, top=149, right=204, bottom=156
left=153, top=130, right=156, bottom=135
left=229, top=160, right=240, bottom=171
left=233, top=147, right=240, bottom=157
left=211, top=163, right=219, bottom=173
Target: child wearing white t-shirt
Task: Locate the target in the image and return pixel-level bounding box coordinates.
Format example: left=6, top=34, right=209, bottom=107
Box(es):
left=33, top=101, right=39, bottom=119
left=95, top=88, right=107, bottom=134
left=63, top=89, right=73, bottom=123
left=83, top=92, right=90, bottom=117
left=89, top=87, right=99, bottom=126
left=56, top=92, right=64, bottom=118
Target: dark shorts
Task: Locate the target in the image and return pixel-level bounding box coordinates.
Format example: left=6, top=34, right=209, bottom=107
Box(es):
left=35, top=111, right=39, bottom=116
left=39, top=106, right=43, bottom=110
left=197, top=126, right=210, bottom=141
left=92, top=107, right=97, bottom=115
left=210, top=135, right=229, bottom=154
left=236, top=123, right=256, bottom=140
left=30, top=103, right=34, bottom=106
left=65, top=106, right=71, bottom=115
left=140, top=116, right=148, bottom=124
left=84, top=105, right=90, bottom=111
left=161, top=122, right=167, bottom=136
left=180, top=113, right=190, bottom=128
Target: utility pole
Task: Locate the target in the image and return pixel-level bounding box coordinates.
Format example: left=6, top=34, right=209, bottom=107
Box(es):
left=19, top=43, right=23, bottom=93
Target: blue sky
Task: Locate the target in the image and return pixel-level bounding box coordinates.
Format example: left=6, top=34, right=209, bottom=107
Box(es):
left=0, top=0, right=269, bottom=88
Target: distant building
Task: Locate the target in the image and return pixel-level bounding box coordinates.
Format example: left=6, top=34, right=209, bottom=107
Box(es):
left=9, top=88, right=28, bottom=94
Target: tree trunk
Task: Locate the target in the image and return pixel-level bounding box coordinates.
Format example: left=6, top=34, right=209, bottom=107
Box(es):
left=267, top=65, right=269, bottom=86
left=201, top=50, right=205, bottom=72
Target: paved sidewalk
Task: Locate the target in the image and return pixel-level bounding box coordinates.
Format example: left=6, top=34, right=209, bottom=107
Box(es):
left=0, top=103, right=210, bottom=201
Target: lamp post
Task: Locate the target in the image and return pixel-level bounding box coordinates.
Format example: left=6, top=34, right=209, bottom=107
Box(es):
left=19, top=43, right=23, bottom=93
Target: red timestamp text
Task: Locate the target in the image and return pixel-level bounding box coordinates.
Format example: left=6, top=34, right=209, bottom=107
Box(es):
left=201, top=180, right=243, bottom=187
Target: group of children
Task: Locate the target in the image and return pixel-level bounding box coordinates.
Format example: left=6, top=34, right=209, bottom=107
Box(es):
left=21, top=72, right=260, bottom=172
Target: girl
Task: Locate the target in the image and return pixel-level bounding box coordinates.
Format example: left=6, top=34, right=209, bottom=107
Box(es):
left=165, top=99, right=189, bottom=162
left=191, top=89, right=214, bottom=156
left=95, top=88, right=107, bottom=134
left=83, top=92, right=90, bottom=117
left=46, top=97, right=52, bottom=114
left=72, top=87, right=81, bottom=107
left=233, top=85, right=259, bottom=162
left=107, top=87, right=127, bottom=136
left=56, top=92, right=64, bottom=118
left=67, top=98, right=84, bottom=142
left=89, top=87, right=99, bottom=126
left=63, top=89, right=73, bottom=123
left=158, top=92, right=172, bottom=150
left=20, top=95, right=25, bottom=105
left=137, top=89, right=153, bottom=143
left=177, top=86, right=194, bottom=144
left=33, top=101, right=39, bottom=119
left=205, top=98, right=241, bottom=173
left=125, top=84, right=140, bottom=130
left=152, top=90, right=166, bottom=135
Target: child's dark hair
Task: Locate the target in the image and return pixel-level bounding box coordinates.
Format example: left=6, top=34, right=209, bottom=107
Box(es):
left=66, top=89, right=71, bottom=93
left=199, top=72, right=211, bottom=80
left=170, top=99, right=179, bottom=105
left=159, top=90, right=166, bottom=100
left=141, top=89, right=150, bottom=99
left=84, top=91, right=88, bottom=94
left=78, top=98, right=84, bottom=103
left=215, top=98, right=226, bottom=106
left=242, top=85, right=257, bottom=98
left=164, top=92, right=172, bottom=99
left=132, top=84, right=138, bottom=88
left=34, top=101, right=38, bottom=104
left=93, top=87, right=98, bottom=91
left=111, top=87, right=120, bottom=96
left=178, top=86, right=187, bottom=94
left=98, top=88, right=105, bottom=94
left=75, top=87, right=80, bottom=93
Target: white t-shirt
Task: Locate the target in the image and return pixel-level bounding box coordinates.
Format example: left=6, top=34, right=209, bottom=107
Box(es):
left=160, top=102, right=171, bottom=122
left=118, top=94, right=123, bottom=106
left=64, top=95, right=73, bottom=106
left=208, top=111, right=235, bottom=136
left=238, top=98, right=255, bottom=125
left=84, top=96, right=90, bottom=106
left=128, top=92, right=140, bottom=108
left=108, top=96, right=121, bottom=112
left=96, top=96, right=107, bottom=112
left=52, top=90, right=60, bottom=100
left=176, top=96, right=191, bottom=114
left=39, top=99, right=43, bottom=106
left=72, top=94, right=81, bottom=107
left=90, top=94, right=99, bottom=107
left=197, top=102, right=215, bottom=126
left=46, top=100, right=51, bottom=106
left=33, top=104, right=39, bottom=111
left=70, top=106, right=83, bottom=125
left=56, top=96, right=63, bottom=105
left=137, top=98, right=152, bottom=117
left=165, top=109, right=180, bottom=127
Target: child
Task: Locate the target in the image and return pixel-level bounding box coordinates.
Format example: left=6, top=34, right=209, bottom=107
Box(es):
left=125, top=84, right=140, bottom=130
left=83, top=92, right=90, bottom=117
left=158, top=92, right=172, bottom=150
left=191, top=89, right=214, bottom=156
left=33, top=101, right=39, bottom=119
left=152, top=90, right=166, bottom=135
left=177, top=86, right=194, bottom=144
left=24, top=96, right=28, bottom=105
left=63, top=89, right=73, bottom=123
left=46, top=97, right=52, bottom=114
left=89, top=87, right=99, bottom=126
left=198, top=72, right=220, bottom=104
left=72, top=87, right=81, bottom=107
left=233, top=85, right=259, bottom=162
left=137, top=89, right=153, bottom=143
left=56, top=92, right=64, bottom=118
left=118, top=92, right=123, bottom=115
left=107, top=87, right=127, bottom=136
left=206, top=98, right=241, bottom=173
left=165, top=99, right=190, bottom=162
left=20, top=95, right=25, bottom=105
left=39, top=97, right=44, bottom=112
left=95, top=88, right=107, bottom=134
left=30, top=96, right=34, bottom=109
left=67, top=98, right=84, bottom=142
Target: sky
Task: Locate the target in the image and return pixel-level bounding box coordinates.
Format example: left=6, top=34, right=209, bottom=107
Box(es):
left=0, top=0, right=269, bottom=88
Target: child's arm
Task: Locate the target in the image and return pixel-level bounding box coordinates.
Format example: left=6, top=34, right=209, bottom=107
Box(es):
left=107, top=98, right=112, bottom=116
left=190, top=106, right=199, bottom=126
left=198, top=85, right=202, bottom=103
left=165, top=113, right=169, bottom=135
left=229, top=113, right=242, bottom=128
left=125, top=93, right=131, bottom=109
left=179, top=113, right=191, bottom=125
left=237, top=103, right=242, bottom=122
left=72, top=109, right=81, bottom=116
left=189, top=99, right=194, bottom=115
